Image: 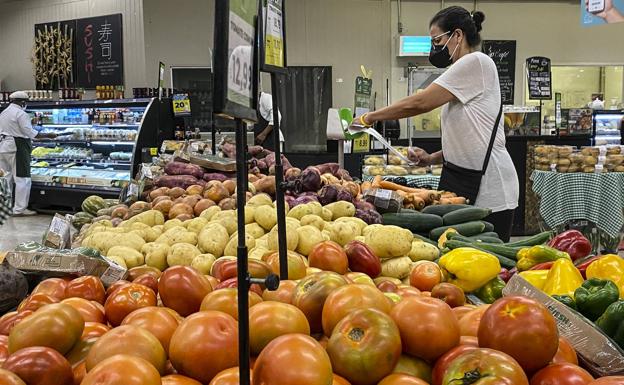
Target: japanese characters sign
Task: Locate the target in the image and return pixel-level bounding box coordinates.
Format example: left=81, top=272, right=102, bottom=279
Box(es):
left=76, top=14, right=124, bottom=88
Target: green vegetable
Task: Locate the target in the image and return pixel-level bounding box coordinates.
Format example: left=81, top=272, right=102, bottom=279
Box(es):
left=466, top=242, right=522, bottom=260
left=475, top=277, right=506, bottom=304
left=72, top=246, right=102, bottom=259
left=481, top=232, right=501, bottom=238
left=574, top=278, right=620, bottom=321
left=552, top=295, right=577, bottom=310
left=81, top=195, right=108, bottom=216
left=422, top=204, right=470, bottom=216
left=596, top=300, right=624, bottom=349
left=442, top=207, right=492, bottom=226
left=469, top=236, right=504, bottom=244
left=429, top=221, right=487, bottom=240
left=505, top=231, right=553, bottom=247
left=482, top=221, right=495, bottom=233
left=412, top=233, right=439, bottom=246
left=382, top=213, right=443, bottom=233
left=72, top=211, right=94, bottom=230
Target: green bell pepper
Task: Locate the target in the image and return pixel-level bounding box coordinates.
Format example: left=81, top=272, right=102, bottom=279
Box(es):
left=596, top=300, right=624, bottom=349
left=552, top=295, right=577, bottom=310
left=475, top=277, right=506, bottom=304
left=574, top=278, right=620, bottom=321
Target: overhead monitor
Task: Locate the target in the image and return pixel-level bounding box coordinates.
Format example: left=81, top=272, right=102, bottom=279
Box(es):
left=398, top=36, right=431, bottom=57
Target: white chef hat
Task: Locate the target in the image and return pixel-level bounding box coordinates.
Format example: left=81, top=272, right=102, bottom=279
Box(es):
left=9, top=91, right=29, bottom=101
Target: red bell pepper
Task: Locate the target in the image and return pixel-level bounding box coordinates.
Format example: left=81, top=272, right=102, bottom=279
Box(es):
left=574, top=255, right=601, bottom=279
left=499, top=268, right=513, bottom=283
left=530, top=261, right=555, bottom=270
left=547, top=230, right=592, bottom=261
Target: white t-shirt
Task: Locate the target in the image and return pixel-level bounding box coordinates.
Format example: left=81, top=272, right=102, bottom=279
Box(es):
left=259, top=92, right=284, bottom=142
left=433, top=52, right=519, bottom=212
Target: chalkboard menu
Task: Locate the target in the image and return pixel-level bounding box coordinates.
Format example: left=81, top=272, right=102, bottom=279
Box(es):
left=526, top=56, right=552, bottom=100
left=482, top=40, right=516, bottom=105
left=76, top=14, right=124, bottom=88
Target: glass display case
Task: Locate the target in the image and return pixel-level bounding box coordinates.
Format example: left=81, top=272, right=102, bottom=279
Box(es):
left=503, top=106, right=542, bottom=136
left=593, top=110, right=623, bottom=146
left=560, top=108, right=593, bottom=136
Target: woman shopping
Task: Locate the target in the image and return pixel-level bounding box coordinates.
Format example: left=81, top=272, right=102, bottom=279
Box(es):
left=351, top=6, right=519, bottom=241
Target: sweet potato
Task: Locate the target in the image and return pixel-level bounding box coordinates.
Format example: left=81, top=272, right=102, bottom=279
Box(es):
left=169, top=203, right=194, bottom=219
left=181, top=195, right=202, bottom=208
left=253, top=176, right=276, bottom=195
left=149, top=187, right=169, bottom=201
left=186, top=185, right=203, bottom=195
left=153, top=200, right=174, bottom=216
left=151, top=195, right=171, bottom=206
left=164, top=161, right=204, bottom=179
left=222, top=180, right=236, bottom=195
left=203, top=172, right=230, bottom=182
left=204, top=182, right=230, bottom=203
left=155, top=175, right=202, bottom=189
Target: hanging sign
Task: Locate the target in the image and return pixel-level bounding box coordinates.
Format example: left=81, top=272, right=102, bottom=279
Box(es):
left=76, top=14, right=124, bottom=88
left=353, top=76, right=373, bottom=153
left=482, top=40, right=516, bottom=105
left=172, top=94, right=192, bottom=116
left=526, top=57, right=552, bottom=100
left=261, top=0, right=285, bottom=70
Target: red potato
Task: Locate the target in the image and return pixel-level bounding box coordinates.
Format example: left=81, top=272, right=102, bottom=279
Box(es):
left=164, top=161, right=204, bottom=179
left=194, top=199, right=216, bottom=216
left=155, top=175, right=202, bottom=190
left=168, top=203, right=194, bottom=219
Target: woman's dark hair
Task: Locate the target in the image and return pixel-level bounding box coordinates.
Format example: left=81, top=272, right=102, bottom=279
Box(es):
left=430, top=6, right=485, bottom=48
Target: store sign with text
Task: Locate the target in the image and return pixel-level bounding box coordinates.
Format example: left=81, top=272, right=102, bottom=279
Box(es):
left=227, top=0, right=255, bottom=109
left=526, top=57, right=552, bottom=100
left=76, top=14, right=124, bottom=88
left=581, top=0, right=624, bottom=26
left=482, top=40, right=516, bottom=105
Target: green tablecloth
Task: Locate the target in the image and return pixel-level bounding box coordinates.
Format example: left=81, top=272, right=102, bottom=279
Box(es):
left=531, top=171, right=624, bottom=238
left=0, top=177, right=11, bottom=224
left=363, top=174, right=440, bottom=189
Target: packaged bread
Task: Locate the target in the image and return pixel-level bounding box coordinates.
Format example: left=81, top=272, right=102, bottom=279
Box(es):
left=556, top=165, right=569, bottom=173
left=581, top=146, right=600, bottom=157
left=606, top=145, right=622, bottom=155
left=364, top=156, right=385, bottom=166
left=615, top=165, right=624, bottom=172
left=569, top=152, right=584, bottom=165
left=557, top=146, right=574, bottom=157
left=534, top=145, right=550, bottom=157
left=385, top=165, right=408, bottom=176
left=408, top=167, right=428, bottom=175
left=583, top=156, right=598, bottom=166
left=364, top=166, right=386, bottom=176
left=606, top=154, right=624, bottom=166
left=567, top=165, right=581, bottom=173
left=388, top=155, right=405, bottom=166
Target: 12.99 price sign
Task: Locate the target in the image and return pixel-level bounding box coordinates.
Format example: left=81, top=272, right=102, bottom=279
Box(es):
left=227, top=0, right=255, bottom=108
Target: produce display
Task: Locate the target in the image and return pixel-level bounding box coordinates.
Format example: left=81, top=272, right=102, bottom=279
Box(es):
left=534, top=145, right=624, bottom=173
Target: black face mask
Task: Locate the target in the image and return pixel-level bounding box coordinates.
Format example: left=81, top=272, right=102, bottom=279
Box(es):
left=429, top=31, right=458, bottom=68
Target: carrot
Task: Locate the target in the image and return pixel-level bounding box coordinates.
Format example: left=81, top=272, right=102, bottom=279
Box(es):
left=412, top=197, right=426, bottom=210
left=360, top=181, right=372, bottom=193
left=372, top=175, right=383, bottom=188
left=440, top=197, right=467, bottom=205
left=440, top=191, right=457, bottom=198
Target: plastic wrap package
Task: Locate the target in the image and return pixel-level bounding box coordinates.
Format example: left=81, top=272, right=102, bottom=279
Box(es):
left=503, top=275, right=624, bottom=376
left=362, top=188, right=403, bottom=214
left=0, top=260, right=28, bottom=314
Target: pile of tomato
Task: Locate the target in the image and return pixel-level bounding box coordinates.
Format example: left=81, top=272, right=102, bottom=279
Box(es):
left=0, top=264, right=622, bottom=385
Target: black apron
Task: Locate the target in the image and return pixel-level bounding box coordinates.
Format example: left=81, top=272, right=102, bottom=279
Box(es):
left=14, top=137, right=32, bottom=178
left=253, top=111, right=276, bottom=151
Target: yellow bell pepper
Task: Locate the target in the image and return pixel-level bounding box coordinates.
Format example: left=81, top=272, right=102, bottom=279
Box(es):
left=542, top=258, right=584, bottom=297
left=586, top=254, right=624, bottom=298
left=438, top=228, right=457, bottom=249
left=438, top=247, right=501, bottom=293
left=516, top=245, right=571, bottom=271
left=518, top=270, right=550, bottom=290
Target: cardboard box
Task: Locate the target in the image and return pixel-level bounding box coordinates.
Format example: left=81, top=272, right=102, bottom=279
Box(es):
left=5, top=251, right=127, bottom=287
left=503, top=274, right=624, bottom=376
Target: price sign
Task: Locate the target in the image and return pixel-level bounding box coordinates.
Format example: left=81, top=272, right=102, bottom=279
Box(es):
left=172, top=93, right=192, bottom=116
left=263, top=0, right=284, bottom=68
left=353, top=133, right=370, bottom=153
left=227, top=0, right=255, bottom=108
left=526, top=57, right=552, bottom=100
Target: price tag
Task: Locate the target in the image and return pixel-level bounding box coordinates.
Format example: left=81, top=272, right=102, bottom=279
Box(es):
left=149, top=147, right=158, bottom=156
left=227, top=1, right=255, bottom=107
left=353, top=134, right=370, bottom=153
left=172, top=94, right=192, bottom=116
left=264, top=0, right=284, bottom=68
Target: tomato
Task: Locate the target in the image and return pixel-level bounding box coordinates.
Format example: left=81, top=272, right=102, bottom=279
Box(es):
left=65, top=337, right=98, bottom=366
left=104, top=283, right=156, bottom=326
left=86, top=324, right=166, bottom=374
left=377, top=280, right=399, bottom=293
left=132, top=273, right=159, bottom=295
left=169, top=311, right=239, bottom=383
left=0, top=368, right=26, bottom=385
left=327, top=308, right=401, bottom=385
left=214, top=277, right=263, bottom=296
left=451, top=305, right=476, bottom=321
left=392, top=355, right=432, bottom=383
left=322, top=284, right=392, bottom=336
left=431, top=345, right=478, bottom=385
left=390, top=296, right=460, bottom=361
left=81, top=322, right=111, bottom=339
left=127, top=265, right=161, bottom=281
left=159, top=266, right=213, bottom=316
left=459, top=336, right=479, bottom=346
left=292, top=272, right=349, bottom=333
left=333, top=374, right=352, bottom=385
left=205, top=274, right=219, bottom=289
left=262, top=280, right=297, bottom=303
left=253, top=334, right=333, bottom=385
left=60, top=297, right=106, bottom=323
left=552, top=337, right=578, bottom=366
left=308, top=241, right=349, bottom=274
left=0, top=335, right=8, bottom=365
left=121, top=306, right=180, bottom=351
left=307, top=267, right=323, bottom=276
left=478, top=296, right=559, bottom=374
left=378, top=374, right=430, bottom=385
left=162, top=374, right=203, bottom=385
left=530, top=363, right=594, bottom=385
left=8, top=303, right=83, bottom=355
left=17, top=293, right=58, bottom=312
left=249, top=301, right=310, bottom=355
left=345, top=240, right=382, bottom=278
left=589, top=377, right=624, bottom=385
left=209, top=367, right=251, bottom=385
left=72, top=362, right=86, bottom=385
left=81, top=354, right=161, bottom=385
left=3, top=346, right=73, bottom=385
left=409, top=261, right=442, bottom=291
left=211, top=258, right=273, bottom=282
left=31, top=278, right=68, bottom=300
left=105, top=280, right=131, bottom=298
left=431, top=283, right=465, bottom=308
left=344, top=272, right=376, bottom=286
left=458, top=305, right=489, bottom=337
left=265, top=251, right=308, bottom=280
left=385, top=292, right=402, bottom=305
left=164, top=307, right=185, bottom=323
left=442, top=348, right=528, bottom=385
left=396, top=286, right=421, bottom=299
left=200, top=288, right=263, bottom=320
left=65, top=276, right=105, bottom=304
left=0, top=310, right=32, bottom=336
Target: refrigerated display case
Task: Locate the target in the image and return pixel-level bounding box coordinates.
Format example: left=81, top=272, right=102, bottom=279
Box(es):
left=593, top=110, right=624, bottom=145
left=503, top=106, right=542, bottom=136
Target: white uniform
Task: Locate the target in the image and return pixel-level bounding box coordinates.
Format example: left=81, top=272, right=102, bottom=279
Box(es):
left=258, top=92, right=284, bottom=142
left=0, top=103, right=38, bottom=214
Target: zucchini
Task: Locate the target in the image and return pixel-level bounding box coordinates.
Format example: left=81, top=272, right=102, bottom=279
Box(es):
left=429, top=221, right=487, bottom=240
left=482, top=221, right=495, bottom=232
left=442, top=207, right=492, bottom=226
left=469, top=242, right=522, bottom=260
left=481, top=232, right=501, bottom=238
left=399, top=208, right=421, bottom=214
left=422, top=204, right=470, bottom=217
left=412, top=233, right=439, bottom=246
left=505, top=231, right=553, bottom=247
left=444, top=240, right=516, bottom=269
left=470, top=236, right=504, bottom=244
left=383, top=213, right=444, bottom=233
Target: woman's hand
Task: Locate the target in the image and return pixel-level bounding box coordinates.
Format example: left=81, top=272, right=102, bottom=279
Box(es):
left=348, top=115, right=371, bottom=132
left=407, top=147, right=432, bottom=166
left=586, top=0, right=624, bottom=22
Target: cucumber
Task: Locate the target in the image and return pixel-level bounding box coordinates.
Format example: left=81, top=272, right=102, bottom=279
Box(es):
left=442, top=207, right=492, bottom=226
left=505, top=231, right=553, bottom=247
left=481, top=232, right=501, bottom=238
left=399, top=208, right=421, bottom=214
left=412, top=233, right=439, bottom=246
left=382, top=213, right=444, bottom=233
left=469, top=242, right=522, bottom=260
left=444, top=240, right=516, bottom=269
left=470, top=236, right=504, bottom=244
left=482, top=221, right=495, bottom=232
left=422, top=204, right=470, bottom=217
left=429, top=221, right=487, bottom=240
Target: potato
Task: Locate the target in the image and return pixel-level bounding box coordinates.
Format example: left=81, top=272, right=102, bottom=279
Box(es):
left=295, top=225, right=324, bottom=256
left=199, top=206, right=221, bottom=221
left=186, top=217, right=209, bottom=234
left=408, top=241, right=440, bottom=262
left=245, top=205, right=256, bottom=225
left=286, top=204, right=315, bottom=220
left=328, top=221, right=359, bottom=246
left=365, top=225, right=412, bottom=259
left=213, top=216, right=237, bottom=235
left=249, top=247, right=269, bottom=260
left=254, top=205, right=278, bottom=231
left=246, top=223, right=266, bottom=239
left=82, top=232, right=145, bottom=254
left=267, top=226, right=299, bottom=251
left=307, top=202, right=323, bottom=217
left=335, top=217, right=367, bottom=234
left=191, top=254, right=216, bottom=275
left=321, top=230, right=331, bottom=241
left=325, top=201, right=356, bottom=220
left=156, top=227, right=198, bottom=246
left=320, top=208, right=333, bottom=222
left=285, top=217, right=300, bottom=229
left=153, top=225, right=164, bottom=233
left=299, top=214, right=325, bottom=230
left=164, top=219, right=184, bottom=231
left=106, top=255, right=127, bottom=269
left=142, top=242, right=169, bottom=271
left=122, top=210, right=165, bottom=228
left=167, top=243, right=202, bottom=267
left=255, top=236, right=269, bottom=251
left=354, top=235, right=365, bottom=243
left=381, top=256, right=412, bottom=279
left=212, top=210, right=235, bottom=220
left=362, top=224, right=384, bottom=238
left=198, top=223, right=229, bottom=257
left=107, top=246, right=144, bottom=269
left=248, top=193, right=273, bottom=207
left=224, top=233, right=256, bottom=256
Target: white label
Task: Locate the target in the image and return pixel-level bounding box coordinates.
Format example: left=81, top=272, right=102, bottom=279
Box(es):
left=376, top=189, right=392, bottom=200
left=588, top=0, right=605, bottom=13
left=228, top=10, right=254, bottom=107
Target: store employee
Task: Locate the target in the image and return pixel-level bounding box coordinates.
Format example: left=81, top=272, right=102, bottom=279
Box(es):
left=0, top=91, right=56, bottom=216
left=350, top=6, right=519, bottom=241
left=254, top=92, right=284, bottom=151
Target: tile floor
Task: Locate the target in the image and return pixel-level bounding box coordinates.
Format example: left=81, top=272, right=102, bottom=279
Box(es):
left=0, top=215, right=52, bottom=251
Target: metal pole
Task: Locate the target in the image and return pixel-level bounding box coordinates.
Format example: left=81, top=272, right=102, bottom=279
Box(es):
left=211, top=116, right=217, bottom=155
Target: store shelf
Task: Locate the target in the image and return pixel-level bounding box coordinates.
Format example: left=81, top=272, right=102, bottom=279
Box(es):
left=32, top=181, right=122, bottom=192
left=27, top=98, right=153, bottom=108
left=32, top=157, right=131, bottom=165
left=33, top=139, right=135, bottom=145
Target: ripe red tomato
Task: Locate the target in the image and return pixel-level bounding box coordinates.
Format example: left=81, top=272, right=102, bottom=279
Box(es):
left=249, top=301, right=310, bottom=355
left=459, top=336, right=479, bottom=346
left=392, top=355, right=432, bottom=383
left=81, top=322, right=111, bottom=339
left=333, top=374, right=352, bottom=385
left=65, top=337, right=98, bottom=367
left=127, top=265, right=161, bottom=281
left=530, top=363, right=594, bottom=385
left=60, top=297, right=106, bottom=323
left=161, top=374, right=203, bottom=385
left=431, top=345, right=478, bottom=385
left=200, top=288, right=263, bottom=320
left=431, top=283, right=465, bottom=308
left=265, top=251, right=308, bottom=280
left=308, top=241, right=349, bottom=274
left=0, top=335, right=8, bottom=365
left=292, top=271, right=349, bottom=333
left=31, top=278, right=68, bottom=300
left=104, top=283, right=156, bottom=326
left=85, top=324, right=166, bottom=374
left=322, top=284, right=392, bottom=336
left=262, top=280, right=297, bottom=303
left=442, top=348, right=528, bottom=385
left=214, top=277, right=263, bottom=296
left=209, top=367, right=250, bottom=385
left=121, top=306, right=180, bottom=352
left=253, top=334, right=333, bottom=385
left=72, top=362, right=86, bottom=385
left=81, top=354, right=161, bottom=385
left=158, top=265, right=213, bottom=316
left=0, top=310, right=32, bottom=336
left=65, top=276, right=105, bottom=304
left=377, top=280, right=399, bottom=293
left=396, top=286, right=421, bottom=299
left=409, top=261, right=442, bottom=291
left=17, top=293, right=58, bottom=312
left=378, top=374, right=429, bottom=385
left=589, top=377, right=624, bottom=385
left=169, top=311, right=239, bottom=383
left=132, top=273, right=159, bottom=295
left=105, top=280, right=131, bottom=298
left=451, top=305, right=476, bottom=321
left=458, top=306, right=489, bottom=336
left=390, top=296, right=460, bottom=361
left=8, top=303, right=84, bottom=355
left=0, top=368, right=27, bottom=385
left=552, top=337, right=578, bottom=365
left=3, top=346, right=73, bottom=385
left=327, top=308, right=401, bottom=385
left=478, top=296, right=559, bottom=374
